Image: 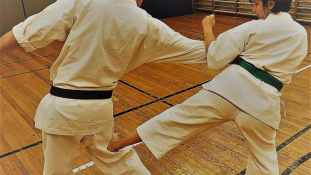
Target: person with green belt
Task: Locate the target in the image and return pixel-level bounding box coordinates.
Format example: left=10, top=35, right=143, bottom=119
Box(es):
left=0, top=0, right=209, bottom=174
left=108, top=0, right=308, bottom=174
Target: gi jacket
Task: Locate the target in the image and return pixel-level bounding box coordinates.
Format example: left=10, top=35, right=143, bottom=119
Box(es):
left=203, top=12, right=308, bottom=129
left=13, top=0, right=207, bottom=135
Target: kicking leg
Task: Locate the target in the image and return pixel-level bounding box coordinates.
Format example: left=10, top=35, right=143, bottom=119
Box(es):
left=110, top=90, right=240, bottom=159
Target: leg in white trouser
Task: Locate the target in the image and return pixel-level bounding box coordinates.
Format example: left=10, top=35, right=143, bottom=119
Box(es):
left=234, top=111, right=279, bottom=175
left=136, top=89, right=279, bottom=175
left=42, top=131, right=82, bottom=175
left=82, top=124, right=150, bottom=175
left=42, top=124, right=150, bottom=175
left=137, top=90, right=240, bottom=159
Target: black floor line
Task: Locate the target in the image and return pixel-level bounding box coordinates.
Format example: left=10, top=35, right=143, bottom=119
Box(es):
left=1, top=14, right=310, bottom=173
left=176, top=29, right=204, bottom=39
left=114, top=80, right=210, bottom=117
left=237, top=124, right=311, bottom=175
left=0, top=54, right=58, bottom=66
left=161, top=100, right=174, bottom=107
left=1, top=85, right=309, bottom=175
left=220, top=125, right=245, bottom=142
left=119, top=80, right=174, bottom=107
left=0, top=80, right=209, bottom=159
left=1, top=71, right=310, bottom=174
left=276, top=124, right=311, bottom=151
left=0, top=67, right=50, bottom=79
left=1, top=86, right=309, bottom=173
left=280, top=152, right=311, bottom=175
left=176, top=29, right=204, bottom=35
left=120, top=76, right=207, bottom=103
left=1, top=54, right=308, bottom=80
left=0, top=141, right=42, bottom=159
left=119, top=80, right=158, bottom=99
left=1, top=51, right=310, bottom=173
left=179, top=28, right=219, bottom=40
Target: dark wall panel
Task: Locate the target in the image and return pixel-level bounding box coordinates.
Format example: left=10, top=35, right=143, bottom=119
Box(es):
left=141, top=0, right=193, bottom=19
left=0, top=0, right=25, bottom=36
left=23, top=0, right=56, bottom=18
left=1, top=0, right=193, bottom=36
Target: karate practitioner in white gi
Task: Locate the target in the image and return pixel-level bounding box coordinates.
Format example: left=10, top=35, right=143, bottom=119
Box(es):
left=0, top=0, right=208, bottom=174
left=108, top=0, right=308, bottom=174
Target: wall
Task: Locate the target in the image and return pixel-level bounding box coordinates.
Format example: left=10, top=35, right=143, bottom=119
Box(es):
left=0, top=0, right=193, bottom=36
left=0, top=0, right=25, bottom=36
left=0, top=0, right=56, bottom=36
left=23, top=0, right=57, bottom=18
left=141, top=0, right=193, bottom=19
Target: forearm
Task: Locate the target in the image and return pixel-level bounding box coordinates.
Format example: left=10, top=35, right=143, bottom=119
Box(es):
left=0, top=31, right=21, bottom=54
left=203, top=27, right=215, bottom=52
left=147, top=36, right=207, bottom=64
left=202, top=14, right=216, bottom=52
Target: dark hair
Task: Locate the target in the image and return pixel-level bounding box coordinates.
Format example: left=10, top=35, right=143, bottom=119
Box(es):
left=249, top=0, right=292, bottom=13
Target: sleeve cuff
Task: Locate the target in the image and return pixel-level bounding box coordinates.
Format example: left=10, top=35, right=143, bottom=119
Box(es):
left=12, top=23, right=36, bottom=52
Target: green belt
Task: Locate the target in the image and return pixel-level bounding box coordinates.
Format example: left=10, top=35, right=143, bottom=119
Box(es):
left=231, top=57, right=283, bottom=91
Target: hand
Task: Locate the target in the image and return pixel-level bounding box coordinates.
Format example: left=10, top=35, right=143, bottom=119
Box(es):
left=202, top=14, right=215, bottom=29
left=136, top=0, right=143, bottom=7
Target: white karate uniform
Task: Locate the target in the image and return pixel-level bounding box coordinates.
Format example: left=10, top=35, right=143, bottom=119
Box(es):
left=12, top=0, right=207, bottom=174
left=137, top=12, right=308, bottom=175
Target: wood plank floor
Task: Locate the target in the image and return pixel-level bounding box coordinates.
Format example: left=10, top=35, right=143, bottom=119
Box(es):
left=0, top=12, right=310, bottom=175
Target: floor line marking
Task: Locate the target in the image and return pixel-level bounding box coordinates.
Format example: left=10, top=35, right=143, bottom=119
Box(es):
left=280, top=152, right=311, bottom=175
left=119, top=80, right=158, bottom=99
left=71, top=142, right=143, bottom=173
left=295, top=64, right=311, bottom=74
left=237, top=124, right=311, bottom=175
left=0, top=54, right=58, bottom=66
left=1, top=63, right=309, bottom=172
left=2, top=48, right=310, bottom=173
left=0, top=67, right=49, bottom=79
left=161, top=100, right=174, bottom=107
left=0, top=141, right=42, bottom=159
left=114, top=80, right=210, bottom=118
left=119, top=80, right=174, bottom=107
left=72, top=161, right=95, bottom=173
left=0, top=80, right=209, bottom=159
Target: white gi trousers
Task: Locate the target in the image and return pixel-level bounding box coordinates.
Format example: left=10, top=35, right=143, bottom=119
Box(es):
left=42, top=123, right=150, bottom=175
left=137, top=89, right=279, bottom=175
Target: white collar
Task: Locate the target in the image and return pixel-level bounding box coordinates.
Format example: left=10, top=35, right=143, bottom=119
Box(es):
left=266, top=12, right=292, bottom=21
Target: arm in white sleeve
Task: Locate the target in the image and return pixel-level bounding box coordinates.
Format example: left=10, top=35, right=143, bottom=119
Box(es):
left=145, top=17, right=207, bottom=64
left=207, top=21, right=253, bottom=70
left=148, top=33, right=207, bottom=64
left=12, top=0, right=75, bottom=52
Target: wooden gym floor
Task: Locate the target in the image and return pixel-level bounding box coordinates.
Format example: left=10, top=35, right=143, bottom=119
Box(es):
left=0, top=12, right=310, bottom=175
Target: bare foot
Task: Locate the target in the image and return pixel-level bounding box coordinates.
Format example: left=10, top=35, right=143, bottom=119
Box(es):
left=108, top=133, right=123, bottom=152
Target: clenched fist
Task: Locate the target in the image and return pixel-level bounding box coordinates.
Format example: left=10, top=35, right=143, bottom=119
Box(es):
left=202, top=14, right=215, bottom=29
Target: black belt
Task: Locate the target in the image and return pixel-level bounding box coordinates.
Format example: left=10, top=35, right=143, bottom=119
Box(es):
left=231, top=57, right=283, bottom=91
left=50, top=86, right=113, bottom=99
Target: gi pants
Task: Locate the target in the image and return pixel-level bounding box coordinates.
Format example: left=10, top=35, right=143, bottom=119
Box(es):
left=137, top=89, right=279, bottom=175
left=42, top=124, right=150, bottom=175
